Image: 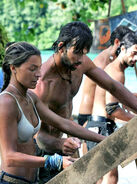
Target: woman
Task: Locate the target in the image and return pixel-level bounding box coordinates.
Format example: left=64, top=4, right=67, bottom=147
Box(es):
left=0, top=41, right=104, bottom=183
left=0, top=42, right=76, bottom=184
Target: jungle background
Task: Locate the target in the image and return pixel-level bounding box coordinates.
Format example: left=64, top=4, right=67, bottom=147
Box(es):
left=0, top=0, right=137, bottom=65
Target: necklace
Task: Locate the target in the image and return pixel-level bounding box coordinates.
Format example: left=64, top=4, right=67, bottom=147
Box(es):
left=9, top=84, right=29, bottom=105
left=53, top=54, right=72, bottom=84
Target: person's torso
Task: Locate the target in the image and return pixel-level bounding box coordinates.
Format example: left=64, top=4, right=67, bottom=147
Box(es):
left=79, top=49, right=112, bottom=115
left=92, top=62, right=125, bottom=120
left=0, top=91, right=41, bottom=181
left=39, top=57, right=84, bottom=136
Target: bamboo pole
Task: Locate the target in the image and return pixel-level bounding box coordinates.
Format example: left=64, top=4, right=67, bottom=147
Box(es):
left=121, top=0, right=126, bottom=13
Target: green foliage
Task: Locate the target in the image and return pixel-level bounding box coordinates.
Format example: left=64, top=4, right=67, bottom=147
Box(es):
left=0, top=23, right=9, bottom=66
left=0, top=0, right=49, bottom=47
left=109, top=0, right=137, bottom=16
left=0, top=0, right=136, bottom=50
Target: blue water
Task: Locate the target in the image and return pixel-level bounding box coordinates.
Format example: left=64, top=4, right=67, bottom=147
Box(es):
left=41, top=50, right=137, bottom=93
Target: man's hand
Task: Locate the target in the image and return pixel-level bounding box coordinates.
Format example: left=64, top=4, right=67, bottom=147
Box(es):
left=61, top=137, right=81, bottom=156
left=62, top=156, right=78, bottom=169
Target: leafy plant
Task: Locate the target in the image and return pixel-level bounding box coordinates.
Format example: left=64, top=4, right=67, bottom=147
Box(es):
left=0, top=0, right=136, bottom=50
left=0, top=24, right=9, bottom=66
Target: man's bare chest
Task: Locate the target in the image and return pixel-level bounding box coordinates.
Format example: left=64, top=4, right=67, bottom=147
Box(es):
left=46, top=74, right=83, bottom=107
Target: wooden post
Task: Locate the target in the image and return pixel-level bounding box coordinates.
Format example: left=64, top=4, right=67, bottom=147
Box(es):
left=108, top=0, right=112, bottom=17
left=121, top=0, right=126, bottom=14
left=46, top=117, right=137, bottom=184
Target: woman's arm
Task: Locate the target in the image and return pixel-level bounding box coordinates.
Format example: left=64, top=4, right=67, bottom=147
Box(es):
left=0, top=94, right=77, bottom=170
left=0, top=94, right=45, bottom=168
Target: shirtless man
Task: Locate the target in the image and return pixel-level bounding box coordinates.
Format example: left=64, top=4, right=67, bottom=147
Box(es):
left=78, top=25, right=134, bottom=126
left=32, top=21, right=137, bottom=183
left=85, top=32, right=137, bottom=184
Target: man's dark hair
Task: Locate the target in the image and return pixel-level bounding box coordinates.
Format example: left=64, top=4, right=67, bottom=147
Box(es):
left=122, top=32, right=137, bottom=49
left=110, top=25, right=134, bottom=45
left=115, top=32, right=137, bottom=56
left=52, top=21, right=93, bottom=53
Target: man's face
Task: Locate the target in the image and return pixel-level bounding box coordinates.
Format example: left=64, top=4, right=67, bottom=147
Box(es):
left=124, top=44, right=137, bottom=67
left=61, top=46, right=88, bottom=71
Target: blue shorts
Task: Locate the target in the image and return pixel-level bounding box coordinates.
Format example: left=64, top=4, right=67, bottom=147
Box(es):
left=0, top=171, right=38, bottom=184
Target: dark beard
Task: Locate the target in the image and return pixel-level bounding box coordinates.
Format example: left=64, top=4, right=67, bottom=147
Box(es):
left=61, top=54, right=74, bottom=71
left=61, top=52, right=81, bottom=71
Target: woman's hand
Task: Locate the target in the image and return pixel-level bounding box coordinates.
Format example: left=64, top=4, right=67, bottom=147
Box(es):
left=62, top=156, right=78, bottom=169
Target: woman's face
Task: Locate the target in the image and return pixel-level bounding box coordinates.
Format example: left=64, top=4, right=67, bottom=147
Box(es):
left=15, top=55, right=42, bottom=89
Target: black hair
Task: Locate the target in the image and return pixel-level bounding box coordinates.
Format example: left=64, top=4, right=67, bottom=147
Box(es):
left=52, top=21, right=93, bottom=53
left=122, top=32, right=137, bottom=49
left=1, top=41, right=41, bottom=91
left=110, top=25, right=134, bottom=45
left=5, top=42, right=16, bottom=49
left=115, top=32, right=137, bottom=56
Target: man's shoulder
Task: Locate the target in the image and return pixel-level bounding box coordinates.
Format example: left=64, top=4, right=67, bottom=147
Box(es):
left=41, top=56, right=54, bottom=74
left=104, top=62, right=114, bottom=72
left=83, top=55, right=92, bottom=62
left=82, top=55, right=94, bottom=67
left=93, top=50, right=110, bottom=68
left=42, top=55, right=53, bottom=66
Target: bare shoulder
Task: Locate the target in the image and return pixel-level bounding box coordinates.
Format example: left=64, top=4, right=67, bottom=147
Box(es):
left=41, top=55, right=54, bottom=77
left=82, top=55, right=95, bottom=72
left=28, top=90, right=39, bottom=104
left=104, top=61, right=115, bottom=72
left=105, top=63, right=124, bottom=83
left=0, top=93, right=19, bottom=119
left=83, top=55, right=93, bottom=63
left=93, top=49, right=109, bottom=69
left=93, top=51, right=105, bottom=63
left=105, top=63, right=115, bottom=78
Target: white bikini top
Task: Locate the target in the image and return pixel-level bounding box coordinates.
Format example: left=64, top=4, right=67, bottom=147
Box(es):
left=0, top=91, right=41, bottom=143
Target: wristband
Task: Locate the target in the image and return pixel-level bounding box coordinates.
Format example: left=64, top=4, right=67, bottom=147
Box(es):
left=44, top=153, right=63, bottom=171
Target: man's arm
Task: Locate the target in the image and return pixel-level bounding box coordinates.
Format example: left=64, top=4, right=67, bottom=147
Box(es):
left=121, top=93, right=137, bottom=114
left=85, top=64, right=137, bottom=114
left=36, top=130, right=81, bottom=156
left=105, top=92, right=134, bottom=121
left=29, top=91, right=105, bottom=143
left=104, top=64, right=135, bottom=121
